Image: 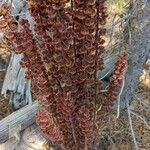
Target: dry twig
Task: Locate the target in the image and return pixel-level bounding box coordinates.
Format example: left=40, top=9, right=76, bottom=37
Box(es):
left=126, top=98, right=139, bottom=150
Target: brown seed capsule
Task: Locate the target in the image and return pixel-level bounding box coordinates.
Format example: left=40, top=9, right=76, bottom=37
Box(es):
left=0, top=5, right=9, bottom=16
left=5, top=32, right=14, bottom=40
left=0, top=20, right=8, bottom=28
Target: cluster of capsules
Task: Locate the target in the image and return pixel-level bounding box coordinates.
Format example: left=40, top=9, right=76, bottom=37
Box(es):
left=0, top=1, right=128, bottom=150
left=27, top=0, right=108, bottom=149
left=97, top=52, right=128, bottom=125
left=36, top=107, right=63, bottom=144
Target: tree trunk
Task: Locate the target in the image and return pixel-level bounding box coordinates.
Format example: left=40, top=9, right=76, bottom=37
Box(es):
left=119, top=0, right=150, bottom=109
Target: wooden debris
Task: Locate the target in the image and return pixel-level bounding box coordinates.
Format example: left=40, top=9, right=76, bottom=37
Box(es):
left=0, top=101, right=39, bottom=144
left=1, top=54, right=32, bottom=109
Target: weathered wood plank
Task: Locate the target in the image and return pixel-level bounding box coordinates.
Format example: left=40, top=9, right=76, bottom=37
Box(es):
left=0, top=124, right=47, bottom=150
left=0, top=101, right=39, bottom=144
left=1, top=54, right=32, bottom=109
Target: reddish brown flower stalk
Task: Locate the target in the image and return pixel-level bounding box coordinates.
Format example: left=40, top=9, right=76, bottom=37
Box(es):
left=78, top=105, right=95, bottom=149
left=71, top=1, right=107, bottom=148
left=97, top=51, right=128, bottom=123
left=55, top=92, right=77, bottom=150
left=36, top=108, right=63, bottom=144
left=2, top=10, right=54, bottom=109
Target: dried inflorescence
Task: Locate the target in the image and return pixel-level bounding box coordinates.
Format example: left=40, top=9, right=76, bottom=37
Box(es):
left=36, top=108, right=63, bottom=144
left=0, top=1, right=128, bottom=150
left=4, top=17, right=54, bottom=109
left=78, top=105, right=95, bottom=148
left=55, top=92, right=77, bottom=149
left=97, top=52, right=128, bottom=123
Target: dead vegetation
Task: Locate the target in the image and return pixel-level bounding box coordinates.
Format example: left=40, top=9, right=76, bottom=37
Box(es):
left=0, top=0, right=149, bottom=149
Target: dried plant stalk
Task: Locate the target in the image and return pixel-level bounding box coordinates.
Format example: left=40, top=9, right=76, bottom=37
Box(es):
left=0, top=1, right=128, bottom=150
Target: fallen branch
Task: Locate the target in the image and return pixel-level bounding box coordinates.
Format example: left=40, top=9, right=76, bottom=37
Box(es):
left=134, top=94, right=150, bottom=109
left=126, top=98, right=139, bottom=150
left=130, top=110, right=150, bottom=129
left=0, top=101, right=39, bottom=143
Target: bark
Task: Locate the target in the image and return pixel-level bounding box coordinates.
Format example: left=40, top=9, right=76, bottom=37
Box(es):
left=119, top=0, right=150, bottom=109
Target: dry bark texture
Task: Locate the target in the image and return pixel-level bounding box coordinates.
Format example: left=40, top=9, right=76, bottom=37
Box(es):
left=118, top=0, right=150, bottom=109
left=0, top=101, right=39, bottom=143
